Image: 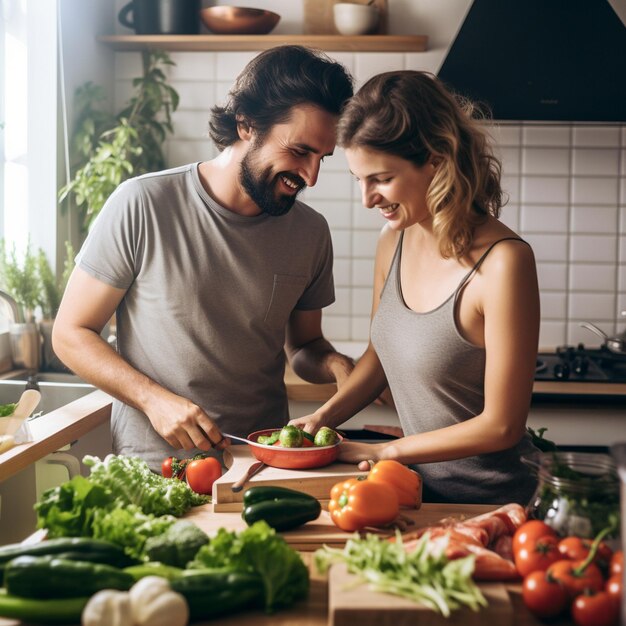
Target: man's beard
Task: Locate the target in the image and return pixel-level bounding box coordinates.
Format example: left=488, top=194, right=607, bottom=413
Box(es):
left=239, top=147, right=305, bottom=217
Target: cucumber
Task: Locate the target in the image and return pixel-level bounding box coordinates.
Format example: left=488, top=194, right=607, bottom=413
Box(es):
left=0, top=588, right=88, bottom=624
left=242, top=485, right=318, bottom=507
left=4, top=555, right=134, bottom=599
left=242, top=497, right=321, bottom=531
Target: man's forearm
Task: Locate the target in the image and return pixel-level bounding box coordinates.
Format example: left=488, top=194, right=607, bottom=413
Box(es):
left=288, top=337, right=354, bottom=384
left=53, top=326, right=162, bottom=413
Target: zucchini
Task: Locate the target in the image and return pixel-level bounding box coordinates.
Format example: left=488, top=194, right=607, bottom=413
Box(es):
left=0, top=588, right=88, bottom=625
left=171, top=570, right=262, bottom=620
left=4, top=555, right=134, bottom=599
left=0, top=536, right=129, bottom=567
left=242, top=498, right=321, bottom=531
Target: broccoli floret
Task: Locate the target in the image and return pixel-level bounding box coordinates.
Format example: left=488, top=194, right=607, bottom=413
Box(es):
left=144, top=520, right=209, bottom=567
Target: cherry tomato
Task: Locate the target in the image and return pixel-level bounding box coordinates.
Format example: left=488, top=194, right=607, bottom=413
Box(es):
left=572, top=591, right=619, bottom=626
left=606, top=575, right=622, bottom=606
left=547, top=559, right=605, bottom=598
left=185, top=457, right=222, bottom=494
left=610, top=550, right=623, bottom=577
left=558, top=536, right=613, bottom=567
left=514, top=535, right=562, bottom=577
left=522, top=570, right=569, bottom=619
left=512, top=520, right=557, bottom=556
left=161, top=456, right=174, bottom=478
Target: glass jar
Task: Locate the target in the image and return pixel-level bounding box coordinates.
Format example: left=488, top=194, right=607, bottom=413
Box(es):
left=522, top=451, right=620, bottom=539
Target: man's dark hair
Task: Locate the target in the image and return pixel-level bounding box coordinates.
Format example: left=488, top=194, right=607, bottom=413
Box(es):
left=209, top=45, right=353, bottom=151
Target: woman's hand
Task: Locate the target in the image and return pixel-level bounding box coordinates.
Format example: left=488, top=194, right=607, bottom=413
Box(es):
left=337, top=441, right=386, bottom=469
left=288, top=411, right=326, bottom=435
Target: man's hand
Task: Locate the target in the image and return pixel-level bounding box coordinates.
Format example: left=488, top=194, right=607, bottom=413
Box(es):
left=288, top=411, right=326, bottom=435
left=144, top=389, right=229, bottom=452
left=326, top=352, right=355, bottom=390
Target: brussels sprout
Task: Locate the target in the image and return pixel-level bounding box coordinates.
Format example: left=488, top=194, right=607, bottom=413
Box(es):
left=314, top=426, right=339, bottom=447
left=278, top=425, right=304, bottom=448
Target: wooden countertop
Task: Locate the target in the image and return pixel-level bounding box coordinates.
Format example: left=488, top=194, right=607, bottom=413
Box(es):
left=0, top=390, right=112, bottom=482
left=286, top=366, right=626, bottom=402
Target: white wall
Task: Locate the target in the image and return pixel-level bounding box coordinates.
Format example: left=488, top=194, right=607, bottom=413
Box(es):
left=105, top=1, right=626, bottom=349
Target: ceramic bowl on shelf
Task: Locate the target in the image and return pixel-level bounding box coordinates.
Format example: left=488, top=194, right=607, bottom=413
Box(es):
left=199, top=6, right=280, bottom=35
left=333, top=2, right=379, bottom=36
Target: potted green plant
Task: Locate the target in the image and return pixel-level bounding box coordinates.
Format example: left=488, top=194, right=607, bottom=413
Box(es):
left=59, top=49, right=179, bottom=232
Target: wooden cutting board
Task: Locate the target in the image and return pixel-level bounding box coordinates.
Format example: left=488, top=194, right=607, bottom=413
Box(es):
left=212, top=446, right=367, bottom=511
left=328, top=563, right=513, bottom=626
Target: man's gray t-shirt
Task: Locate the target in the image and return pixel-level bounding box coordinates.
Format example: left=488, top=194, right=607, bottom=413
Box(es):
left=77, top=163, right=335, bottom=470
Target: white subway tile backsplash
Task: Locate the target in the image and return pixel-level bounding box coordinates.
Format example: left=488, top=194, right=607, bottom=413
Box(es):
left=215, top=52, right=257, bottom=80
left=498, top=147, right=520, bottom=175
left=571, top=206, right=618, bottom=234
left=570, top=235, right=617, bottom=263
left=351, top=287, right=372, bottom=316
left=540, top=292, right=567, bottom=318
left=522, top=126, right=571, bottom=147
left=330, top=229, right=352, bottom=258
left=539, top=321, right=566, bottom=349
left=170, top=82, right=215, bottom=111
left=569, top=264, right=616, bottom=292
left=501, top=175, right=520, bottom=205
left=489, top=124, right=521, bottom=147
left=524, top=234, right=568, bottom=262
left=572, top=126, right=620, bottom=147
left=520, top=205, right=568, bottom=233
left=327, top=287, right=351, bottom=316
left=354, top=53, right=404, bottom=83
left=322, top=316, right=351, bottom=341
left=568, top=322, right=609, bottom=347
left=352, top=230, right=381, bottom=257
left=353, top=203, right=384, bottom=229
left=568, top=293, right=616, bottom=320
left=621, top=236, right=626, bottom=263
left=170, top=110, right=213, bottom=140
left=168, top=52, right=215, bottom=81
left=536, top=263, right=568, bottom=291
left=350, top=316, right=371, bottom=342
left=619, top=265, right=626, bottom=291
left=522, top=148, right=570, bottom=176
left=521, top=176, right=569, bottom=205
left=499, top=204, right=519, bottom=230
left=572, top=149, right=620, bottom=177
left=352, top=259, right=375, bottom=287
left=310, top=200, right=352, bottom=229
left=321, top=148, right=349, bottom=173
left=114, top=52, right=142, bottom=78
left=305, top=172, right=352, bottom=200
left=166, top=139, right=215, bottom=166
left=333, top=259, right=352, bottom=287
left=621, top=150, right=626, bottom=177
left=571, top=177, right=618, bottom=205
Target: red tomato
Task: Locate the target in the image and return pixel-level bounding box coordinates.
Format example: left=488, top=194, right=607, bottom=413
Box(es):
left=522, top=570, right=569, bottom=619
left=514, top=535, right=562, bottom=577
left=610, top=550, right=623, bottom=577
left=547, top=559, right=605, bottom=598
left=558, top=536, right=613, bottom=567
left=512, top=520, right=557, bottom=555
left=185, top=457, right=222, bottom=494
left=572, top=591, right=619, bottom=626
left=161, top=456, right=174, bottom=478
left=606, top=575, right=622, bottom=605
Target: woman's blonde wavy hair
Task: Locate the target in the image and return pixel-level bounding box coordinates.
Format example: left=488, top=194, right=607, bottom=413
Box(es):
left=337, top=71, right=505, bottom=259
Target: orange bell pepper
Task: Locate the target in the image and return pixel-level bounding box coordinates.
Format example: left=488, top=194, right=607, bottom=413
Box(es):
left=328, top=477, right=399, bottom=532
left=367, top=460, right=423, bottom=509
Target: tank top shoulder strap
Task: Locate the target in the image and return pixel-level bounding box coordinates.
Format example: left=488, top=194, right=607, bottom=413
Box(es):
left=455, top=237, right=529, bottom=295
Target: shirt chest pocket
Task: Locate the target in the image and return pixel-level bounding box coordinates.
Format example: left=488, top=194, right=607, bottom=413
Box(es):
left=264, top=274, right=308, bottom=330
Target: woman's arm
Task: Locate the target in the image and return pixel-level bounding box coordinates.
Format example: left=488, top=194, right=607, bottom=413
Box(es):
left=338, top=239, right=540, bottom=465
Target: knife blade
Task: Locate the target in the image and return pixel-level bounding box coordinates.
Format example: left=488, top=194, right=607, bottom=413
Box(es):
left=231, top=460, right=266, bottom=493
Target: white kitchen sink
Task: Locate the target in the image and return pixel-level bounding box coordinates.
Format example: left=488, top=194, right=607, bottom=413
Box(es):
left=0, top=374, right=95, bottom=415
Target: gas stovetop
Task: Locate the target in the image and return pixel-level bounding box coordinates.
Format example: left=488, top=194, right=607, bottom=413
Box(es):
left=536, top=345, right=626, bottom=383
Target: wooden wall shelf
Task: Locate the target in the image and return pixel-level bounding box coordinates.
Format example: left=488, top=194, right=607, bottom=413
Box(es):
left=98, top=34, right=428, bottom=53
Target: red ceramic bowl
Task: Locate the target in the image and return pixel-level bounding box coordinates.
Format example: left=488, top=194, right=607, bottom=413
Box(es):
left=247, top=428, right=342, bottom=469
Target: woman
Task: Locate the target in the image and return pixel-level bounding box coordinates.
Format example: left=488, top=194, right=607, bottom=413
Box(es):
left=291, top=71, right=541, bottom=504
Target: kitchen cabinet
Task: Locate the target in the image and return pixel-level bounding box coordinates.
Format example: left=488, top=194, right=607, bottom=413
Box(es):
left=98, top=34, right=428, bottom=52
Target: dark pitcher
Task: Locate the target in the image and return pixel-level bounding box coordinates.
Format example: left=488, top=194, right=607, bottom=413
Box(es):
left=118, top=0, right=200, bottom=35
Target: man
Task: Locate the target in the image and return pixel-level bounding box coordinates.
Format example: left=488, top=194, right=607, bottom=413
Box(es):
left=53, top=46, right=355, bottom=471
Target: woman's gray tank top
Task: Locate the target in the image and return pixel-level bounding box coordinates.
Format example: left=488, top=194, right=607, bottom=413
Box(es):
left=370, top=232, right=538, bottom=504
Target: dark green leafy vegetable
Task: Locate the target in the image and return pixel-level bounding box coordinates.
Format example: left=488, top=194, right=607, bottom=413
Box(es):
left=0, top=403, right=16, bottom=417
left=190, top=521, right=309, bottom=612
left=144, top=520, right=209, bottom=567
left=526, top=426, right=557, bottom=452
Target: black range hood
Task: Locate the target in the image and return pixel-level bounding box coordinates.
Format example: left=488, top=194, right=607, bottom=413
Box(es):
left=437, top=0, right=626, bottom=122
